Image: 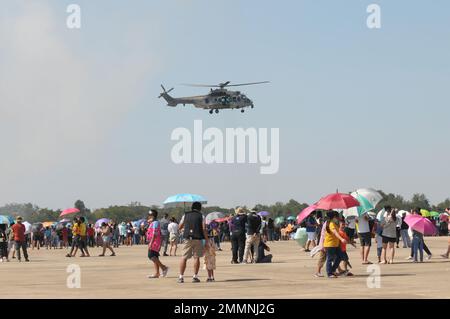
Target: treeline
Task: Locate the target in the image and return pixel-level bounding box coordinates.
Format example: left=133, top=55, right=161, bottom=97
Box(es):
left=1, top=192, right=449, bottom=223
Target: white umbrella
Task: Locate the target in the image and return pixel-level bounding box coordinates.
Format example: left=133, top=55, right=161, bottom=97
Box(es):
left=205, top=212, right=225, bottom=224
left=22, top=221, right=32, bottom=234
left=351, top=188, right=383, bottom=208
left=376, top=208, right=386, bottom=222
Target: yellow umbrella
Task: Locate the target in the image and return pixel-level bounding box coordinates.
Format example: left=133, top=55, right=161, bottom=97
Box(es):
left=42, top=221, right=56, bottom=228
left=420, top=209, right=430, bottom=217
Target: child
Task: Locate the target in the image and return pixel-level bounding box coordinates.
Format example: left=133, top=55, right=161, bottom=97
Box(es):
left=0, top=224, right=9, bottom=262
left=411, top=229, right=424, bottom=263
left=146, top=210, right=169, bottom=279
left=375, top=220, right=383, bottom=263
left=203, top=236, right=216, bottom=282
left=338, top=221, right=354, bottom=276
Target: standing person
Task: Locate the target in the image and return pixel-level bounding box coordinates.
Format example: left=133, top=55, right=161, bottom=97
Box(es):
left=0, top=224, right=9, bottom=262
left=305, top=212, right=318, bottom=252
left=147, top=210, right=169, bottom=279
left=12, top=217, right=29, bottom=262
left=380, top=206, right=397, bottom=264
left=261, top=216, right=268, bottom=242
left=375, top=219, right=384, bottom=263
left=126, top=222, right=134, bottom=246
left=267, top=218, right=275, bottom=241
left=87, top=224, right=95, bottom=248
left=98, top=222, right=116, bottom=257
left=139, top=224, right=146, bottom=245
left=356, top=212, right=372, bottom=264
left=395, top=209, right=402, bottom=248
left=243, top=210, right=262, bottom=264
left=44, top=227, right=51, bottom=249
left=6, top=223, right=15, bottom=260
left=118, top=222, right=126, bottom=245
left=178, top=202, right=209, bottom=283
left=203, top=235, right=216, bottom=282
left=160, top=214, right=170, bottom=256
left=230, top=207, right=248, bottom=264
left=168, top=217, right=179, bottom=256
left=323, top=211, right=347, bottom=278
left=400, top=212, right=411, bottom=248
left=313, top=218, right=328, bottom=277
left=344, top=216, right=356, bottom=243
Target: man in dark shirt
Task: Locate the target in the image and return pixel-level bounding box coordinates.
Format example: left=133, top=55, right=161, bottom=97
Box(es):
left=230, top=207, right=247, bottom=264
left=178, top=202, right=209, bottom=283
left=243, top=210, right=262, bottom=263
left=12, top=216, right=29, bottom=262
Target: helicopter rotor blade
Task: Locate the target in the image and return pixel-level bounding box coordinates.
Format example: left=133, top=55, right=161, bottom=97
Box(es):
left=181, top=81, right=269, bottom=88
left=224, top=81, right=270, bottom=87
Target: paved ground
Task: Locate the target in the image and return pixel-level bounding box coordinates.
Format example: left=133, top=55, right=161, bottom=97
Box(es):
left=2, top=237, right=449, bottom=299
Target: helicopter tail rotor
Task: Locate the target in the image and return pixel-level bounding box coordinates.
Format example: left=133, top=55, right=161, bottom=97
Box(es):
left=158, top=85, right=174, bottom=98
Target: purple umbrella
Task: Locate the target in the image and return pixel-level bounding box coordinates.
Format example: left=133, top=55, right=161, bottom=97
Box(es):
left=257, top=211, right=270, bottom=217
left=95, top=218, right=111, bottom=229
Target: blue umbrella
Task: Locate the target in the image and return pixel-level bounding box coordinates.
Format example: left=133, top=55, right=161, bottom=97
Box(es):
left=163, top=193, right=207, bottom=210
left=0, top=215, right=13, bottom=224
left=257, top=211, right=270, bottom=217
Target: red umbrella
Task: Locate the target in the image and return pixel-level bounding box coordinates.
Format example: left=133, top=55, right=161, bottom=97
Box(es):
left=316, top=193, right=360, bottom=210
left=214, top=216, right=231, bottom=223
left=405, top=214, right=437, bottom=236
left=59, top=208, right=80, bottom=217
left=297, top=204, right=318, bottom=224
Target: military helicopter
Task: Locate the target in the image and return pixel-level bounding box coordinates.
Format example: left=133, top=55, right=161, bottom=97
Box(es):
left=158, top=81, right=269, bottom=114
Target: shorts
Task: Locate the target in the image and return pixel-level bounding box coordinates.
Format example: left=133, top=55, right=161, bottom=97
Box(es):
left=102, top=236, right=111, bottom=244
left=307, top=232, right=317, bottom=241
left=182, top=239, right=204, bottom=259
left=345, top=228, right=355, bottom=239
left=382, top=236, right=396, bottom=244
left=148, top=250, right=160, bottom=259
left=169, top=233, right=178, bottom=243
left=359, top=232, right=372, bottom=247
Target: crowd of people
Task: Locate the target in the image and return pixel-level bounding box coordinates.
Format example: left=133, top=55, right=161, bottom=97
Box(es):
left=1, top=205, right=449, bottom=284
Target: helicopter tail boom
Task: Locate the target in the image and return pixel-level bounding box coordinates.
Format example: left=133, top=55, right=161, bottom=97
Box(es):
left=158, top=85, right=177, bottom=106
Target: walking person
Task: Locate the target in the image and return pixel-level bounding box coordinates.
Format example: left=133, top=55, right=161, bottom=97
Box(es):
left=146, top=210, right=169, bottom=278
left=411, top=227, right=424, bottom=263
left=230, top=207, right=247, bottom=264
left=243, top=210, right=262, bottom=264
left=203, top=235, right=216, bottom=282
left=168, top=217, right=179, bottom=256
left=178, top=202, right=209, bottom=283
left=78, top=217, right=90, bottom=257
left=406, top=208, right=433, bottom=260
left=160, top=213, right=170, bottom=256
left=380, top=206, right=397, bottom=264
left=98, top=222, right=116, bottom=257
left=323, top=211, right=347, bottom=278
left=12, top=217, right=29, bottom=262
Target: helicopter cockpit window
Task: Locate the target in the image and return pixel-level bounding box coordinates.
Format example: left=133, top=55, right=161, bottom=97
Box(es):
left=232, top=97, right=237, bottom=102
left=205, top=98, right=209, bottom=104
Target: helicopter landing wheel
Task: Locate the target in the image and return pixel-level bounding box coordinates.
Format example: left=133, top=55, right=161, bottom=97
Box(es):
left=215, top=109, right=219, bottom=114
left=209, top=109, right=213, bottom=114
left=241, top=109, right=245, bottom=113
left=251, top=105, right=254, bottom=109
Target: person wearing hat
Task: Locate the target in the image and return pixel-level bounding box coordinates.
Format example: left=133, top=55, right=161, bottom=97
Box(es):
left=230, top=207, right=248, bottom=264
left=11, top=216, right=29, bottom=262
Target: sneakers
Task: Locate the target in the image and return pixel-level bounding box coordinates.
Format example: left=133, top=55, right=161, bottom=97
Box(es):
left=192, top=277, right=201, bottom=283
left=405, top=256, right=413, bottom=260
left=206, top=278, right=215, bottom=282
left=177, top=277, right=184, bottom=283
left=426, top=254, right=432, bottom=260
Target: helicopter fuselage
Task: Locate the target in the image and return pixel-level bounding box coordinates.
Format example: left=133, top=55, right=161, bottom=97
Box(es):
left=162, top=89, right=254, bottom=111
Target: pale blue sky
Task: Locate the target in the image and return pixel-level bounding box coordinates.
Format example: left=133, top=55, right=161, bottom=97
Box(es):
left=1, top=0, right=449, bottom=209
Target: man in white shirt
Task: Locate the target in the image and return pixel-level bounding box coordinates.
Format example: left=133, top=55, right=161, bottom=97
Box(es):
left=357, top=212, right=372, bottom=264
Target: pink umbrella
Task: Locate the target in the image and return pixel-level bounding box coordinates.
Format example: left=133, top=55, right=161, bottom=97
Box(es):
left=59, top=208, right=80, bottom=217
left=316, top=193, right=360, bottom=210
left=405, top=214, right=437, bottom=236
left=297, top=204, right=318, bottom=224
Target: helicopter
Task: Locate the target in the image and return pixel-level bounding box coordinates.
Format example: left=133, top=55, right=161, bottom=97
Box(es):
left=158, top=81, right=269, bottom=114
